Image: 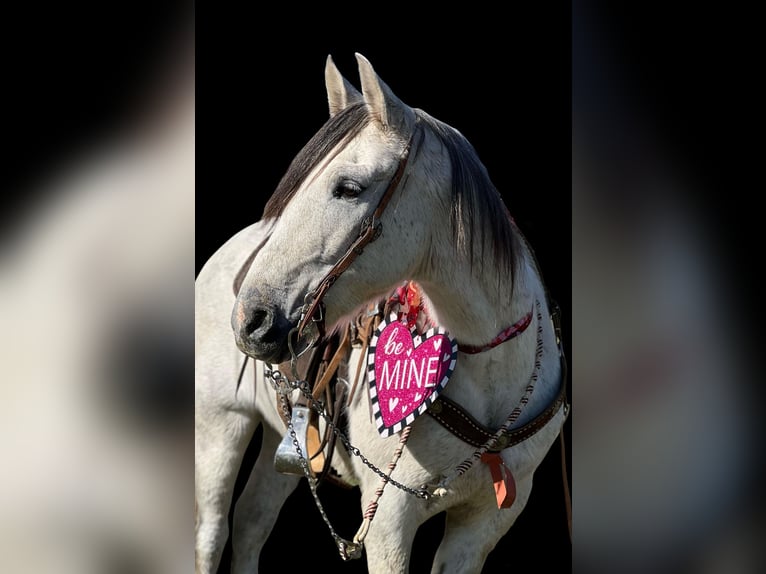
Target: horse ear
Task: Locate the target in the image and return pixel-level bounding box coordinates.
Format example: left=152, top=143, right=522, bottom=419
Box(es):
left=355, top=53, right=415, bottom=134
left=325, top=55, right=363, bottom=117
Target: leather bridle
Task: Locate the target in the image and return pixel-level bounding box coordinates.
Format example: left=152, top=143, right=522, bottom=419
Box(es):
left=295, top=123, right=425, bottom=345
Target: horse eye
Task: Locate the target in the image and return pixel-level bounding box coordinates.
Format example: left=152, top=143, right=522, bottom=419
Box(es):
left=333, top=180, right=363, bottom=199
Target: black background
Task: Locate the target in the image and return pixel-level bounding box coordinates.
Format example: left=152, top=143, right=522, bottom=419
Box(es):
left=1, top=3, right=572, bottom=573
left=196, top=7, right=572, bottom=574
left=6, top=2, right=765, bottom=572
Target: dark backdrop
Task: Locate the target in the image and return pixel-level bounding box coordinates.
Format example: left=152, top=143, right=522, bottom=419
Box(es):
left=196, top=7, right=571, bottom=574
left=0, top=4, right=572, bottom=573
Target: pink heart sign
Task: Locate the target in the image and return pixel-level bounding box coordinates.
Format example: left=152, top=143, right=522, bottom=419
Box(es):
left=367, top=314, right=458, bottom=437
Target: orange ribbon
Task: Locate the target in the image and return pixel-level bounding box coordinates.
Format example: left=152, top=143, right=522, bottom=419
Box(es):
left=481, top=453, right=516, bottom=509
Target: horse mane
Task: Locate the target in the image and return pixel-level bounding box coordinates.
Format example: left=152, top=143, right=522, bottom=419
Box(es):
left=262, top=102, right=518, bottom=282
left=414, top=110, right=519, bottom=281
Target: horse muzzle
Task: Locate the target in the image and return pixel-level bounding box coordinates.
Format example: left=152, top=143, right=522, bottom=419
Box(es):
left=231, top=290, right=293, bottom=363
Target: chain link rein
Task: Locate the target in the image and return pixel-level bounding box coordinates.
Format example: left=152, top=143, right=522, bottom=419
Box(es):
left=266, top=366, right=433, bottom=500
left=266, top=362, right=431, bottom=561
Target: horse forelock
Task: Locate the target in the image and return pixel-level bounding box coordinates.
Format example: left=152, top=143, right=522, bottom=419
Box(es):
left=262, top=103, right=372, bottom=220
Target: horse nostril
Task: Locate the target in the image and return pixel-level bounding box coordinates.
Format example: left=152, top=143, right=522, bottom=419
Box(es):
left=233, top=297, right=289, bottom=362
left=245, top=309, right=268, bottom=338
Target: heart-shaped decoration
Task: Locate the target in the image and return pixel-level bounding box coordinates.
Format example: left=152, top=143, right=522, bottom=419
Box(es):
left=367, top=314, right=458, bottom=437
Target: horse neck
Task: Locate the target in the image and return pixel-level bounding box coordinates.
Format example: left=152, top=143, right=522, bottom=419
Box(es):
left=415, top=231, right=553, bottom=425
left=418, top=231, right=541, bottom=349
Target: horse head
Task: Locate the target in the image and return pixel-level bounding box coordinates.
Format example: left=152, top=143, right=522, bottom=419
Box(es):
left=233, top=54, right=443, bottom=363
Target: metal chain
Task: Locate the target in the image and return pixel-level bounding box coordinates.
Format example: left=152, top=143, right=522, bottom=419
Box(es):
left=276, top=388, right=363, bottom=561
left=266, top=367, right=431, bottom=500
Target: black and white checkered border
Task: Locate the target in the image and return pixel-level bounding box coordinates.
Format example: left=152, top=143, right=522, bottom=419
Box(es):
left=367, top=313, right=458, bottom=438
